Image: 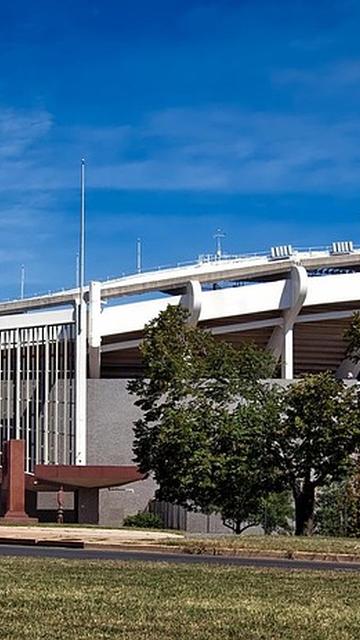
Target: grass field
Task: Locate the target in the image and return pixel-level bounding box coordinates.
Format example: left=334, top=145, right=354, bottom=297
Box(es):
left=167, top=534, right=360, bottom=557
left=0, top=557, right=359, bottom=639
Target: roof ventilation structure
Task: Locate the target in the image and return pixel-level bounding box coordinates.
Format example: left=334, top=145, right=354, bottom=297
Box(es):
left=330, top=241, right=354, bottom=254
left=269, top=245, right=293, bottom=260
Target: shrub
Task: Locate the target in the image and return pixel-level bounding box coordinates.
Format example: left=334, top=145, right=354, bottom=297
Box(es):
left=123, top=512, right=163, bottom=529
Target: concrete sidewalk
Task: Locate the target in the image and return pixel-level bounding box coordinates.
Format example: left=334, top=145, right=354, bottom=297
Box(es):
left=0, top=525, right=183, bottom=547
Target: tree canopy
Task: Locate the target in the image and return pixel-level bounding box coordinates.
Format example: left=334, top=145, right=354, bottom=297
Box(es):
left=128, top=305, right=360, bottom=536
left=315, top=462, right=360, bottom=537
left=128, top=304, right=279, bottom=533
left=268, top=372, right=360, bottom=535
left=345, top=311, right=360, bottom=364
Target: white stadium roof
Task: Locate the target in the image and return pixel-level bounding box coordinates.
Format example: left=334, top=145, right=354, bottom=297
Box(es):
left=1, top=242, right=360, bottom=380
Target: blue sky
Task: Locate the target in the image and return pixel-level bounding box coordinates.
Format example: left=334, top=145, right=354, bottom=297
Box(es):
left=1, top=0, right=360, bottom=298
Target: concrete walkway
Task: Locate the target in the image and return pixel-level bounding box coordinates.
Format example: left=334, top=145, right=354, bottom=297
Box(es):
left=0, top=525, right=182, bottom=546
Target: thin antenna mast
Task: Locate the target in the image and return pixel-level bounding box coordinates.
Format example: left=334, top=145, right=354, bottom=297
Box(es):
left=214, top=228, right=225, bottom=259
left=20, top=264, right=25, bottom=299
left=136, top=237, right=142, bottom=273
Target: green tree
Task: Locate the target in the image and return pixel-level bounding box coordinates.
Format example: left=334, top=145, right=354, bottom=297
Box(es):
left=268, top=373, right=360, bottom=536
left=315, top=481, right=349, bottom=537
left=128, top=304, right=280, bottom=534
left=261, top=492, right=294, bottom=535
left=344, top=312, right=360, bottom=365
left=316, top=464, right=360, bottom=537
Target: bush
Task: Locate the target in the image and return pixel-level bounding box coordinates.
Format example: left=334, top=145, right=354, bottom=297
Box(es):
left=123, top=512, right=163, bottom=529
left=261, top=492, right=294, bottom=535
left=315, top=477, right=360, bottom=537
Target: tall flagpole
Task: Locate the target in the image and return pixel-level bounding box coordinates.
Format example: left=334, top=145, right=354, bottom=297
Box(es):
left=79, top=159, right=85, bottom=303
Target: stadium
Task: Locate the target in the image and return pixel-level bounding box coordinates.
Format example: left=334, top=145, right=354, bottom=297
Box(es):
left=0, top=240, right=360, bottom=528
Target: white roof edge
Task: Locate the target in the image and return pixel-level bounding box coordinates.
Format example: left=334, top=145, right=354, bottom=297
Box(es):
left=1, top=248, right=360, bottom=315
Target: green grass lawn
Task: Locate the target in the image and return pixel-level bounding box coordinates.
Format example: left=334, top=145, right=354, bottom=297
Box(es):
left=0, top=557, right=359, bottom=639
left=167, top=534, right=360, bottom=557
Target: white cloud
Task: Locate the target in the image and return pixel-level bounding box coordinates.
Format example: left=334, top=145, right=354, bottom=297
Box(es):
left=84, top=108, right=360, bottom=193
left=0, top=107, right=52, bottom=159
left=1, top=104, right=360, bottom=195
left=273, top=58, right=360, bottom=90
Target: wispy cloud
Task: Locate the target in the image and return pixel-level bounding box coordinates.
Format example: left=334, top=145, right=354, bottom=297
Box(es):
left=0, top=107, right=52, bottom=158
left=273, top=59, right=360, bottom=89
left=84, top=108, right=360, bottom=193
left=1, top=104, right=360, bottom=195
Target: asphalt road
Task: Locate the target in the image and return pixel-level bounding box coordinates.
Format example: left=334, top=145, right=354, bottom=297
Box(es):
left=0, top=544, right=360, bottom=571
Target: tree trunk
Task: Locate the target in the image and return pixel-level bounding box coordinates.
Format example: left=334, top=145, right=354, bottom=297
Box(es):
left=234, top=519, right=242, bottom=535
left=294, top=482, right=315, bottom=536
left=222, top=518, right=255, bottom=535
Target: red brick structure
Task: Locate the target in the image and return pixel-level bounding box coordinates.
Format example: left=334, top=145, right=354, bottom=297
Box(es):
left=0, top=440, right=38, bottom=524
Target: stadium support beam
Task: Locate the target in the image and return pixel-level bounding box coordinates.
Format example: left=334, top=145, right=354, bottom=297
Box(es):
left=267, top=265, right=308, bottom=379
left=88, top=281, right=102, bottom=378
left=183, top=280, right=202, bottom=326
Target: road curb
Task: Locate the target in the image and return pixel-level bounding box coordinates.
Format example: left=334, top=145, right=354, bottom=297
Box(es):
left=0, top=537, right=84, bottom=549
left=82, top=542, right=360, bottom=564
left=1, top=536, right=360, bottom=564
left=170, top=545, right=360, bottom=564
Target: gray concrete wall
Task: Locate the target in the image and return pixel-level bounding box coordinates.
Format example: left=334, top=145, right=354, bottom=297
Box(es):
left=87, top=379, right=156, bottom=526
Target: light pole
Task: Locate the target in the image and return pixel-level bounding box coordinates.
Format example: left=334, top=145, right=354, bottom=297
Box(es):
left=75, top=158, right=87, bottom=465
left=79, top=158, right=85, bottom=300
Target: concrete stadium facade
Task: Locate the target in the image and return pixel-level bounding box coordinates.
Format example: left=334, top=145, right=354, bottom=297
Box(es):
left=1, top=242, right=360, bottom=527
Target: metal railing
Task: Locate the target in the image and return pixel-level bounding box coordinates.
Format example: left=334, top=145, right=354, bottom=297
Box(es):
left=4, top=242, right=360, bottom=303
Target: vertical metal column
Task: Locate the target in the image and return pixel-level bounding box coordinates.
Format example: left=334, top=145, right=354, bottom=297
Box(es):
left=25, top=328, right=31, bottom=472
left=62, top=325, right=68, bottom=464
left=75, top=301, right=87, bottom=465
left=54, top=326, right=59, bottom=465
left=6, top=330, right=11, bottom=442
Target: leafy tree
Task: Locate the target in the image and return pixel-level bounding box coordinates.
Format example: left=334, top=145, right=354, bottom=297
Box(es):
left=316, top=465, right=360, bottom=537
left=345, top=465, right=360, bottom=536
left=268, top=373, right=360, bottom=536
left=315, top=481, right=349, bottom=537
left=128, top=304, right=280, bottom=534
left=261, top=492, right=294, bottom=535
left=345, top=312, right=360, bottom=364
